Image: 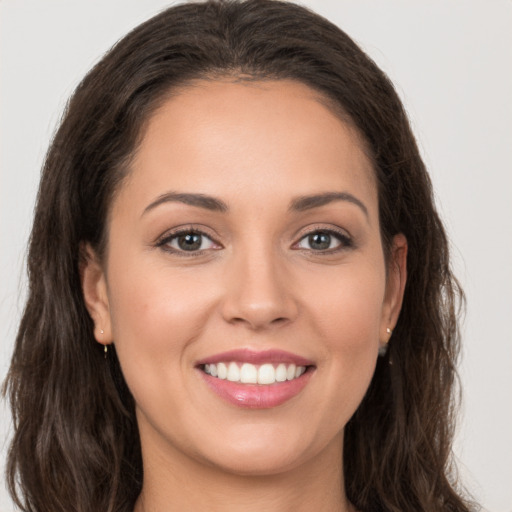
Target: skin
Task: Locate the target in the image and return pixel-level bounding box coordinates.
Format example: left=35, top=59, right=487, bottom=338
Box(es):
left=82, top=79, right=407, bottom=512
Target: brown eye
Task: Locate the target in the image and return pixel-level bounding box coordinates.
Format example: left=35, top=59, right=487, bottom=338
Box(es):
left=163, top=231, right=217, bottom=252
left=307, top=232, right=332, bottom=250
left=177, top=233, right=203, bottom=251
left=296, top=230, right=350, bottom=252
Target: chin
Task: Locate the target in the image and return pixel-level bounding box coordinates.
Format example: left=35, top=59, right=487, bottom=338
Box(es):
left=205, top=445, right=307, bottom=477
left=195, top=422, right=333, bottom=477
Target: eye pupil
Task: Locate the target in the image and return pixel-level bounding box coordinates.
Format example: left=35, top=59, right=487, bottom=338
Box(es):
left=178, top=233, right=202, bottom=251
left=309, top=232, right=331, bottom=250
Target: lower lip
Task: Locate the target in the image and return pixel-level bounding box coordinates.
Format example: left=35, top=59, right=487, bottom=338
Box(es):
left=198, top=369, right=314, bottom=409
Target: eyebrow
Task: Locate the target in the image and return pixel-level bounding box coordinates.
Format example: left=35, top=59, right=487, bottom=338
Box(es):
left=142, top=192, right=228, bottom=216
left=289, top=192, right=368, bottom=218
left=142, top=190, right=368, bottom=218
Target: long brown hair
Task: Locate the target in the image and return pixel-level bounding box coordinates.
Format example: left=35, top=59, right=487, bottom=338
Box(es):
left=4, top=1, right=474, bottom=511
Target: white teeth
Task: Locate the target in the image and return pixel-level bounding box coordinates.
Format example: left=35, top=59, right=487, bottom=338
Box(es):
left=258, top=363, right=275, bottom=385
left=275, top=363, right=287, bottom=382
left=240, top=363, right=258, bottom=383
left=203, top=362, right=308, bottom=385
left=217, top=362, right=227, bottom=379
left=227, top=362, right=240, bottom=382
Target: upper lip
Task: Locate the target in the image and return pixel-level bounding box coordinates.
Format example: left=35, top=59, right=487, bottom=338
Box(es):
left=196, top=348, right=315, bottom=367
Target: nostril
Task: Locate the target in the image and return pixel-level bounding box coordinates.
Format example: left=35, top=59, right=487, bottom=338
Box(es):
left=228, top=315, right=290, bottom=330
left=221, top=285, right=299, bottom=329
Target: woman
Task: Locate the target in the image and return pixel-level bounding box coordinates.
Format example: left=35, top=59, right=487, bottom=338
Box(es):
left=3, top=0, right=476, bottom=510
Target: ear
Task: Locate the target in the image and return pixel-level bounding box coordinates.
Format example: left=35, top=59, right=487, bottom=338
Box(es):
left=380, top=233, right=407, bottom=345
left=80, top=243, right=112, bottom=346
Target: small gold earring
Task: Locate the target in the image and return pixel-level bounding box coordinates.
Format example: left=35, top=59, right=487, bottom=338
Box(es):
left=104, top=345, right=108, bottom=359
left=100, top=329, right=104, bottom=334
left=378, top=328, right=393, bottom=357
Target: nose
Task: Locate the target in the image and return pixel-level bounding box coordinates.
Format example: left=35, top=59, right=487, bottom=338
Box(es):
left=220, top=247, right=299, bottom=330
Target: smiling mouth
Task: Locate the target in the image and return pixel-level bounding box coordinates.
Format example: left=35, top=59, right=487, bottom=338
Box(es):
left=196, top=349, right=315, bottom=408
left=201, top=362, right=308, bottom=385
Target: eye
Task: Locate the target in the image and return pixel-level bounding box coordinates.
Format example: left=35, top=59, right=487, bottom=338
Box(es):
left=158, top=230, right=219, bottom=254
left=296, top=229, right=351, bottom=252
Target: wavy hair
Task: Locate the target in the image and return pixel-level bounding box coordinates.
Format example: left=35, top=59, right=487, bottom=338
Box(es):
left=4, top=1, right=473, bottom=511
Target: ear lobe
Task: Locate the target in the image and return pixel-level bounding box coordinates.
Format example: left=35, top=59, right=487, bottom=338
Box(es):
left=80, top=243, right=112, bottom=344
left=380, top=233, right=408, bottom=341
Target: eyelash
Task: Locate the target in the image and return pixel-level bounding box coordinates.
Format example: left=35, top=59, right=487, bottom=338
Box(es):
left=293, top=227, right=353, bottom=253
left=156, top=227, right=220, bottom=257
left=156, top=226, right=353, bottom=256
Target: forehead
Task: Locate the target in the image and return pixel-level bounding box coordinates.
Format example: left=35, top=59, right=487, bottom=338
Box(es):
left=120, top=79, right=377, bottom=216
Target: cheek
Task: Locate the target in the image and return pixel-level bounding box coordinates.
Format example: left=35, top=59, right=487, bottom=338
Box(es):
left=105, top=258, right=218, bottom=392
left=305, top=262, right=386, bottom=350
left=300, top=261, right=385, bottom=411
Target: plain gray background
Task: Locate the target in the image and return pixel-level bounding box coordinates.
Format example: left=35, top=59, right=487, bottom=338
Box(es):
left=1, top=1, right=511, bottom=511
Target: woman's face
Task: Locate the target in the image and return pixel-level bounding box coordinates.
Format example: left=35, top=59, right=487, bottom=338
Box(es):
left=84, top=79, right=406, bottom=476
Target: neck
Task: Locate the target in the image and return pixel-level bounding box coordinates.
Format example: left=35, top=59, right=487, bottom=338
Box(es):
left=133, top=432, right=354, bottom=512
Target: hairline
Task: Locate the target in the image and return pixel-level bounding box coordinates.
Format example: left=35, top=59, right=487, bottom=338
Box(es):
left=97, top=72, right=383, bottom=264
